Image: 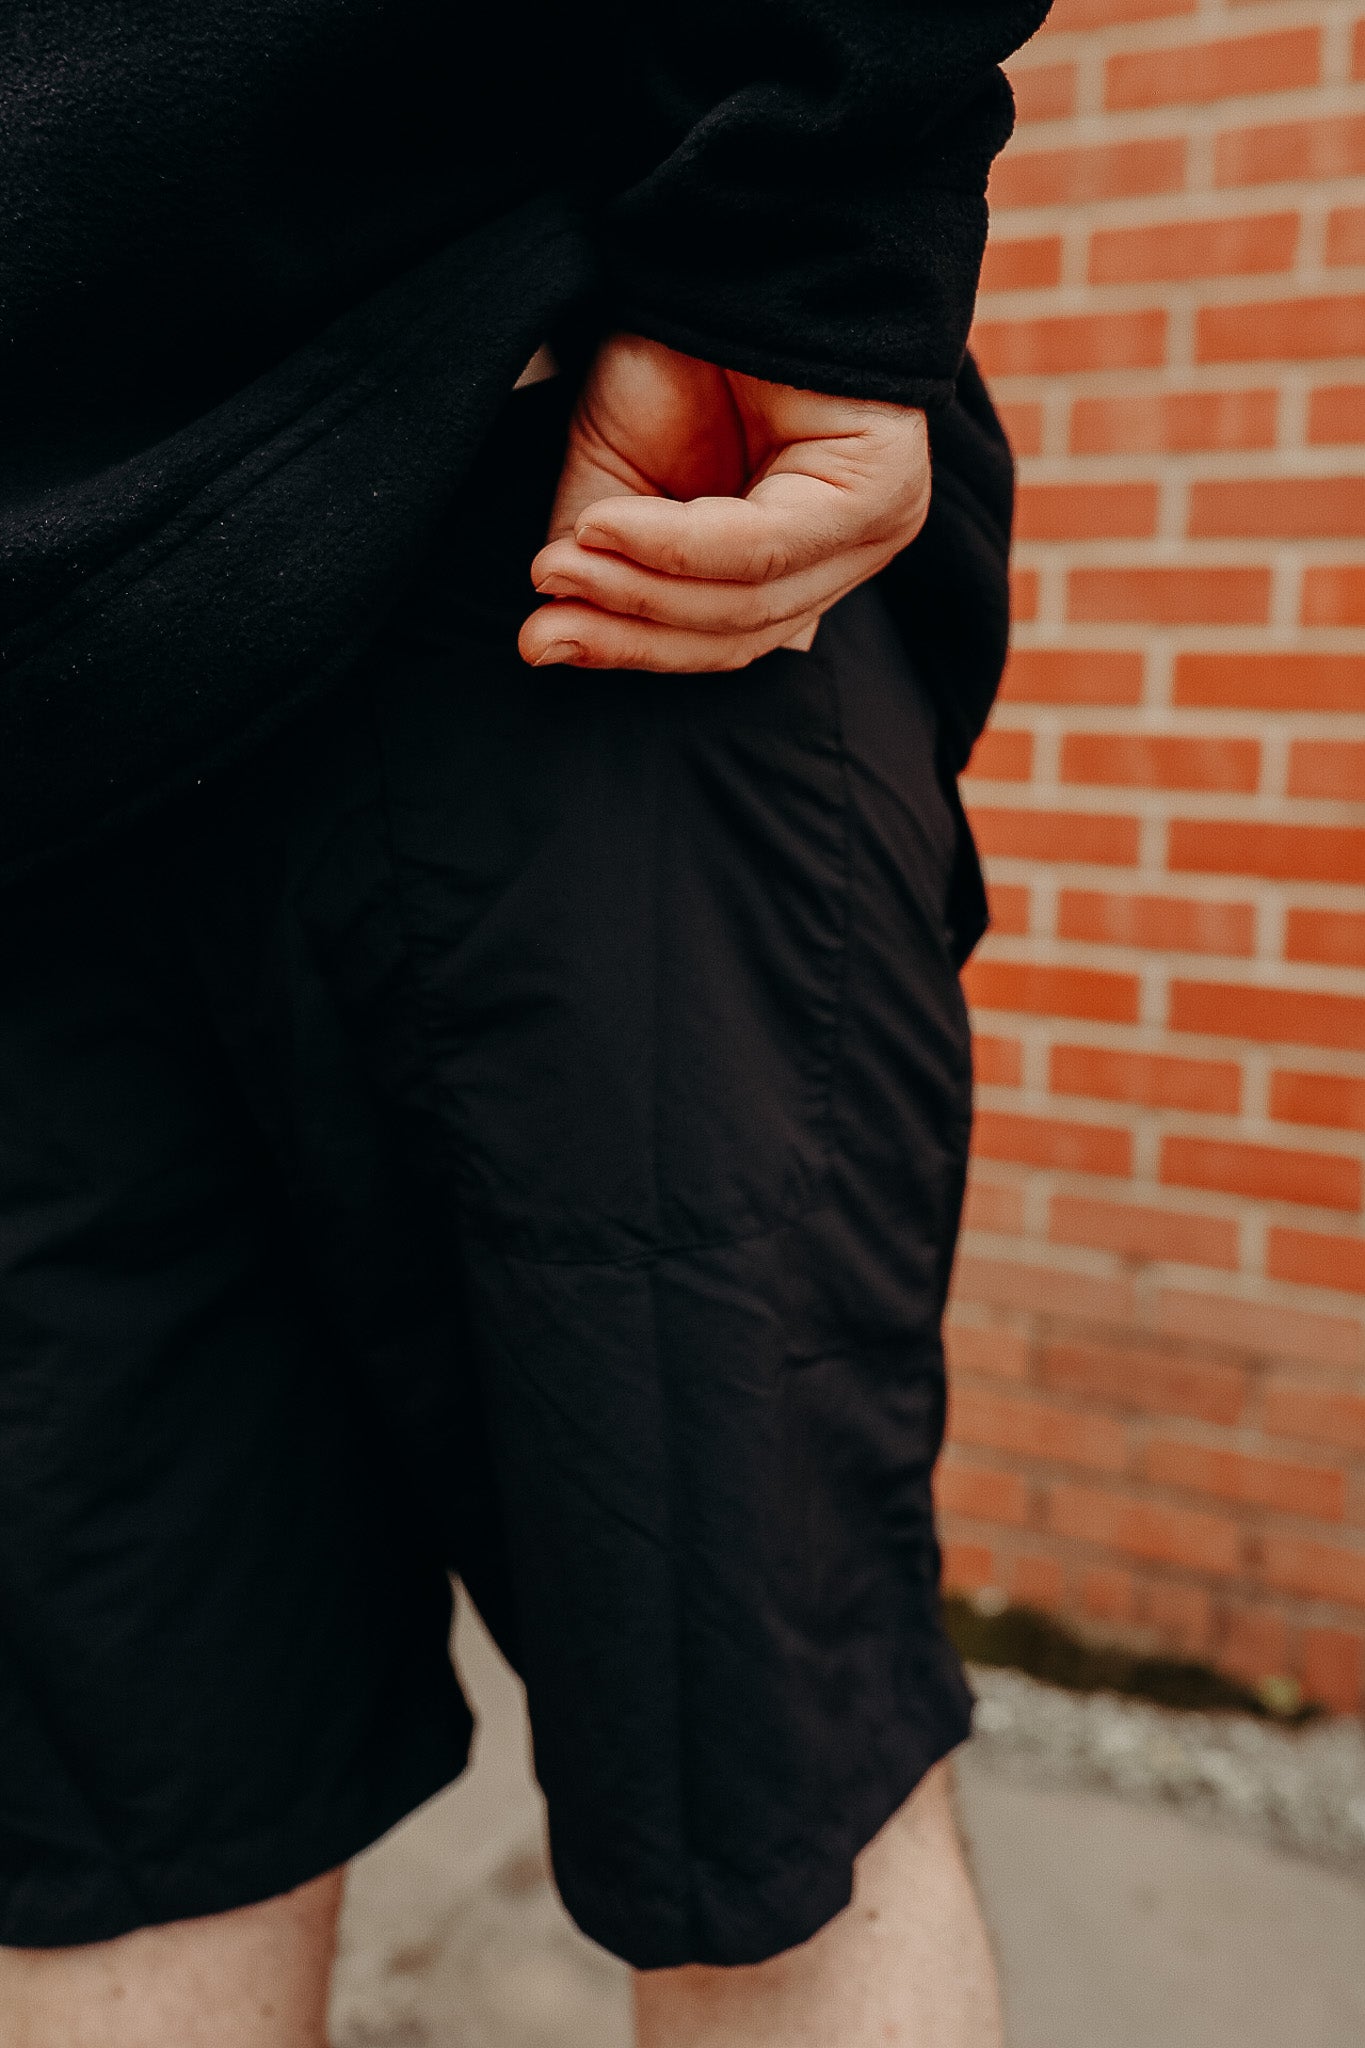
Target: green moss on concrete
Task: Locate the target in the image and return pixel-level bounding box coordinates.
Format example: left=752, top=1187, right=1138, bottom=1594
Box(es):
left=943, top=1594, right=1316, bottom=1723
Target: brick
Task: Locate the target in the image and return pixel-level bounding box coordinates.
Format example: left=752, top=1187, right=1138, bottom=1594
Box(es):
left=973, top=1033, right=1024, bottom=1088
left=1215, top=114, right=1365, bottom=189
left=979, top=236, right=1063, bottom=294
left=1071, top=389, right=1276, bottom=454
left=1047, top=1483, right=1243, bottom=1577
left=1080, top=1564, right=1136, bottom=1623
left=1068, top=568, right=1269, bottom=627
left=965, top=958, right=1140, bottom=1023
left=1285, top=909, right=1365, bottom=971
left=1264, top=1383, right=1365, bottom=1455
left=1160, top=1134, right=1362, bottom=1212
left=951, top=1385, right=1128, bottom=1475
left=1268, top=1227, right=1365, bottom=1297
left=1188, top=478, right=1365, bottom=539
left=1058, top=888, right=1255, bottom=957
left=952, top=1254, right=1136, bottom=1328
left=944, top=1318, right=1032, bottom=1385
left=941, top=1541, right=996, bottom=1593
left=999, top=402, right=1044, bottom=458
left=1143, top=1439, right=1345, bottom=1522
left=1287, top=740, right=1365, bottom=801
left=1109, top=30, right=1319, bottom=113
left=1217, top=1605, right=1290, bottom=1688
left=1169, top=819, right=1365, bottom=885
left=1155, top=1288, right=1363, bottom=1371
left=1270, top=1070, right=1365, bottom=1134
left=1049, top=0, right=1193, bottom=26
left=1010, top=1553, right=1068, bottom=1611
left=967, top=808, right=1140, bottom=868
left=1261, top=1534, right=1365, bottom=1611
left=1010, top=62, right=1077, bottom=126
left=1308, top=386, right=1365, bottom=444
left=992, top=138, right=1187, bottom=212
left=1050, top=1193, right=1239, bottom=1271
left=1302, top=564, right=1365, bottom=627
left=1198, top=295, right=1365, bottom=365
left=1326, top=206, right=1365, bottom=268
left=963, top=1176, right=1027, bottom=1237
left=1000, top=649, right=1144, bottom=705
left=1012, top=566, right=1040, bottom=621
left=937, top=1458, right=1032, bottom=1528
left=965, top=727, right=1034, bottom=782
left=1064, top=741, right=1260, bottom=794
left=1302, top=1627, right=1364, bottom=1714
left=1017, top=482, right=1159, bottom=541
left=1143, top=1579, right=1214, bottom=1653
left=1041, top=1339, right=1246, bottom=1426
left=975, top=309, right=1166, bottom=378
left=973, top=1109, right=1133, bottom=1178
left=1175, top=652, right=1365, bottom=710
left=985, top=882, right=1031, bottom=936
left=1089, top=212, right=1297, bottom=284
left=1050, top=1043, right=1242, bottom=1115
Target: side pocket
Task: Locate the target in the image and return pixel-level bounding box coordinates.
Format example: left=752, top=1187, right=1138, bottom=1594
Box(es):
left=379, top=636, right=854, bottom=1264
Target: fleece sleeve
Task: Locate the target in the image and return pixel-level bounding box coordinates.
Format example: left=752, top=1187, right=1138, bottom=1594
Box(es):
left=587, top=1, right=1052, bottom=408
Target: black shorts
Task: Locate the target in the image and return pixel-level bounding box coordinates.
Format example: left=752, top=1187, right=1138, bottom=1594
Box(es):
left=0, top=457, right=975, bottom=1966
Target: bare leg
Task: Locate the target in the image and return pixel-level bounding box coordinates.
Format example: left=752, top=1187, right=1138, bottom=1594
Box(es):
left=634, top=1761, right=1001, bottom=2048
left=0, top=1868, right=344, bottom=2048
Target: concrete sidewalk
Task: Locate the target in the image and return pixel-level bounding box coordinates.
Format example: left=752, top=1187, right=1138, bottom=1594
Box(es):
left=329, top=1605, right=1365, bottom=2048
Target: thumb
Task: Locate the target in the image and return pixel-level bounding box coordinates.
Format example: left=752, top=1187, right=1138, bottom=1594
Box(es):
left=539, top=335, right=746, bottom=546
left=543, top=432, right=655, bottom=545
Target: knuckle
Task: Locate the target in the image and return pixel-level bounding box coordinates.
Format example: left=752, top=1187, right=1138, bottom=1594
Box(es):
left=726, top=588, right=774, bottom=632
left=749, top=538, right=792, bottom=583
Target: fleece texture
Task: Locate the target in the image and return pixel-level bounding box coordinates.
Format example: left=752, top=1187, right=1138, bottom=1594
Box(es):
left=0, top=0, right=1050, bottom=883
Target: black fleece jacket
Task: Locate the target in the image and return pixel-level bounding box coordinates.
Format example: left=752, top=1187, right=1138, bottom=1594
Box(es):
left=0, top=1, right=1049, bottom=886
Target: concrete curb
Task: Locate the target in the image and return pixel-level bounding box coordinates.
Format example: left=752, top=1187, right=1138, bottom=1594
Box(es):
left=969, top=1663, right=1365, bottom=1881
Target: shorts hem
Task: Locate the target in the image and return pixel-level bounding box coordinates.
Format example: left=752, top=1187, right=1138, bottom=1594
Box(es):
left=549, top=1661, right=975, bottom=1970
left=0, top=1719, right=472, bottom=1952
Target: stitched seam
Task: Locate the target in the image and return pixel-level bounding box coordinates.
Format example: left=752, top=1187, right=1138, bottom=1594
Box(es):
left=808, top=640, right=857, bottom=1196
left=640, top=717, right=697, bottom=1944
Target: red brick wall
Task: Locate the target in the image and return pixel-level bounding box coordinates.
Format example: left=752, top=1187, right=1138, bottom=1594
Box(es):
left=942, top=0, right=1365, bottom=1712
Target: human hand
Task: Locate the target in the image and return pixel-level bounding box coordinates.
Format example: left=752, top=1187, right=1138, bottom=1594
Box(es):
left=517, top=334, right=931, bottom=673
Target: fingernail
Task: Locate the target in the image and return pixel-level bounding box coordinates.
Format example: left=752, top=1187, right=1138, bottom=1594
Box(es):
left=532, top=641, right=584, bottom=667
left=533, top=575, right=577, bottom=597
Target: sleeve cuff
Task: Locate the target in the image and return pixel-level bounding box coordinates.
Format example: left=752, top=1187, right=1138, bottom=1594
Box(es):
left=604, top=303, right=962, bottom=412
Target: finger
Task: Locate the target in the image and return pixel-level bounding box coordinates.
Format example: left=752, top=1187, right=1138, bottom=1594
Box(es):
left=543, top=446, right=658, bottom=548
left=530, top=531, right=890, bottom=635
left=572, top=422, right=929, bottom=585
left=517, top=599, right=825, bottom=675
left=571, top=474, right=865, bottom=585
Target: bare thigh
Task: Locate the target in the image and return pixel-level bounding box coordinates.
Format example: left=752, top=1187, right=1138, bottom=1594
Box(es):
left=634, top=1761, right=1002, bottom=2048
left=0, top=1869, right=344, bottom=2048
